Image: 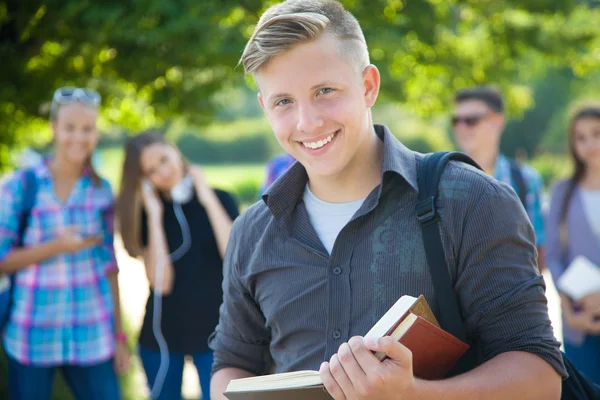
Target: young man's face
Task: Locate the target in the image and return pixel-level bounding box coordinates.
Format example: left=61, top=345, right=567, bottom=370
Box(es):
left=256, top=33, right=379, bottom=181
left=452, top=100, right=504, bottom=156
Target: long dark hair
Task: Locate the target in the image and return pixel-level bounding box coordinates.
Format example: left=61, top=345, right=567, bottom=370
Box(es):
left=559, top=105, right=600, bottom=240
left=117, top=129, right=187, bottom=258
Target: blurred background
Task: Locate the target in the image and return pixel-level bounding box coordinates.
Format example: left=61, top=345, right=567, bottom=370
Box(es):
left=1, top=0, right=599, bottom=398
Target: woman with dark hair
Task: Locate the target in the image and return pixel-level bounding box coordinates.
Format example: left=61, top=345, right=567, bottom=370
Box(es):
left=0, top=87, right=129, bottom=399
left=545, top=104, right=600, bottom=383
left=117, top=130, right=238, bottom=400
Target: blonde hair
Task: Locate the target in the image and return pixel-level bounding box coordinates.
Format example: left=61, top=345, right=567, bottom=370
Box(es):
left=241, top=0, right=370, bottom=75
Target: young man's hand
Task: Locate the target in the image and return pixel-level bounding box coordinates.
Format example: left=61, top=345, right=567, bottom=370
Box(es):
left=319, top=336, right=417, bottom=399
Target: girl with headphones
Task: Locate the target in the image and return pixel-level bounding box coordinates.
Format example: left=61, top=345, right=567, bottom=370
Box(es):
left=118, top=130, right=238, bottom=399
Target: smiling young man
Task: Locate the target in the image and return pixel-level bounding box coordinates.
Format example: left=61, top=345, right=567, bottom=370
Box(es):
left=452, top=86, right=546, bottom=272
left=208, top=1, right=566, bottom=399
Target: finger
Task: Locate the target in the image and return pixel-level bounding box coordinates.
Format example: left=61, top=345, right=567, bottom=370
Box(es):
left=85, top=235, right=102, bottom=245
left=82, top=236, right=101, bottom=248
left=366, top=336, right=412, bottom=369
left=347, top=336, right=382, bottom=375
left=191, top=164, right=203, bottom=175
left=319, top=362, right=346, bottom=400
left=328, top=354, right=355, bottom=399
left=337, top=341, right=368, bottom=389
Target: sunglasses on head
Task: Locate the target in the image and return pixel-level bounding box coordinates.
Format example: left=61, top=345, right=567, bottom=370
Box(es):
left=451, top=113, right=489, bottom=127
left=52, top=87, right=101, bottom=107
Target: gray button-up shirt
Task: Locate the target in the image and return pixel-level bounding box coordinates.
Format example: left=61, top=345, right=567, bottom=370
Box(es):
left=209, top=124, right=566, bottom=378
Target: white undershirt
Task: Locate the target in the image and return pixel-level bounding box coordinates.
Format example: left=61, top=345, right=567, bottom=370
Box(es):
left=303, top=185, right=366, bottom=254
left=581, top=188, right=600, bottom=239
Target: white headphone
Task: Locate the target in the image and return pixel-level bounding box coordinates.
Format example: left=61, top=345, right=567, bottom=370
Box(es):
left=147, top=176, right=193, bottom=399
left=170, top=175, right=194, bottom=204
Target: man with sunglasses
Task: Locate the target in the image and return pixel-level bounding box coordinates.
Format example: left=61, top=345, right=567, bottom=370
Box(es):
left=452, top=85, right=546, bottom=272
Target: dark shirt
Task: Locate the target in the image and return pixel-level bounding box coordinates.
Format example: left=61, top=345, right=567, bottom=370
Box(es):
left=208, top=124, right=566, bottom=378
left=140, top=188, right=239, bottom=354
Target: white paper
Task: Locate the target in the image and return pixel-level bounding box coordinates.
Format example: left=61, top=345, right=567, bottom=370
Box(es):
left=557, top=256, right=600, bottom=300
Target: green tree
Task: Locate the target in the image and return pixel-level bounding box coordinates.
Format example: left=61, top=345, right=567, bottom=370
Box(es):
left=1, top=0, right=600, bottom=169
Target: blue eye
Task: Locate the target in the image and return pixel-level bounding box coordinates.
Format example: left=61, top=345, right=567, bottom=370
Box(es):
left=319, top=88, right=333, bottom=95
left=276, top=99, right=292, bottom=107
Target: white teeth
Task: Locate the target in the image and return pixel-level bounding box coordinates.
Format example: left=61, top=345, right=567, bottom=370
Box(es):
left=302, top=132, right=336, bottom=149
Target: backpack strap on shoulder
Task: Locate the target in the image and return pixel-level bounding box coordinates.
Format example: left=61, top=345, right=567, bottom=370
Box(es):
left=509, top=159, right=527, bottom=209
left=416, top=151, right=481, bottom=375
left=18, top=168, right=39, bottom=246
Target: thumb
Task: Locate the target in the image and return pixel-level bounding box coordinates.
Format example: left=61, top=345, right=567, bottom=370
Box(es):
left=366, top=336, right=412, bottom=366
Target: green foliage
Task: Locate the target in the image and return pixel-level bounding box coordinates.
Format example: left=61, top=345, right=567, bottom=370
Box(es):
left=96, top=145, right=126, bottom=191
left=3, top=0, right=600, bottom=170
left=176, top=133, right=272, bottom=164
left=360, top=0, right=600, bottom=116
left=203, top=163, right=265, bottom=207
left=501, top=68, right=575, bottom=158
left=373, top=104, right=455, bottom=153
left=530, top=153, right=571, bottom=188
left=228, top=177, right=262, bottom=207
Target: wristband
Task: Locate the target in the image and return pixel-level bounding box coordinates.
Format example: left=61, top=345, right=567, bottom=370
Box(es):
left=115, top=332, right=128, bottom=343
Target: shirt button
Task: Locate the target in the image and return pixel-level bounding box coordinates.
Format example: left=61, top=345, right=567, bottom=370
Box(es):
left=332, top=330, right=341, bottom=340
left=333, top=267, right=342, bottom=275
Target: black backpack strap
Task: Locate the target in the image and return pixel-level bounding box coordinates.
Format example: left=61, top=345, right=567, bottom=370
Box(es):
left=509, top=160, right=527, bottom=209
left=417, top=153, right=600, bottom=395
left=17, top=168, right=38, bottom=246
left=416, top=151, right=481, bottom=375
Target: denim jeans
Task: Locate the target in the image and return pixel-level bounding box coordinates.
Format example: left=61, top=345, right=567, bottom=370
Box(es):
left=564, top=334, right=600, bottom=385
left=139, top=345, right=214, bottom=400
left=7, top=355, right=121, bottom=400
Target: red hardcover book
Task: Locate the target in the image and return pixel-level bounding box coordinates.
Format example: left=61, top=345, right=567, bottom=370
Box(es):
left=376, top=312, right=469, bottom=379
left=223, top=295, right=468, bottom=399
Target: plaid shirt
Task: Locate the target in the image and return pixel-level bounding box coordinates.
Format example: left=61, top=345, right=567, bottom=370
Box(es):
left=493, top=154, right=545, bottom=246
left=259, top=153, right=296, bottom=197
left=0, top=160, right=118, bottom=366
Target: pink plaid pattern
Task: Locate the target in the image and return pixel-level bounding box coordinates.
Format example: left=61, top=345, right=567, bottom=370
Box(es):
left=0, top=160, right=117, bottom=365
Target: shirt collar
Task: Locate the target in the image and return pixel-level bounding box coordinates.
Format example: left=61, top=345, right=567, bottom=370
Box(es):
left=36, top=155, right=92, bottom=178
left=262, top=124, right=418, bottom=220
